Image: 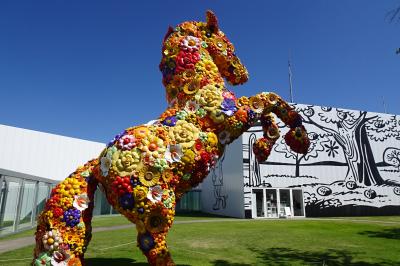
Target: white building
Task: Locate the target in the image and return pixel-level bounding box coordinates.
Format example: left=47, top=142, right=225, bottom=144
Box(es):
left=201, top=104, right=400, bottom=218
left=1, top=103, right=399, bottom=236
left=0, top=124, right=104, bottom=236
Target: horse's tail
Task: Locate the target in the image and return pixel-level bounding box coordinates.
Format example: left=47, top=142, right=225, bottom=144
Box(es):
left=33, top=158, right=99, bottom=265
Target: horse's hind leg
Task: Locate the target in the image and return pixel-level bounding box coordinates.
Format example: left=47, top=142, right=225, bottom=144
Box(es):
left=136, top=205, right=176, bottom=266
left=33, top=160, right=99, bottom=266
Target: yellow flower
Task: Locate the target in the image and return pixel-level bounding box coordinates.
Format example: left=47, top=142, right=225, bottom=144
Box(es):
left=181, top=149, right=196, bottom=165
left=133, top=126, right=150, bottom=139
left=138, top=167, right=161, bottom=187
left=196, top=59, right=219, bottom=77
left=207, top=132, right=218, bottom=147
left=145, top=209, right=169, bottom=233
left=183, top=78, right=201, bottom=95
left=138, top=135, right=166, bottom=163
left=134, top=186, right=148, bottom=201
left=168, top=120, right=199, bottom=149
left=210, top=110, right=225, bottom=124
left=194, top=84, right=223, bottom=112
left=112, top=149, right=141, bottom=176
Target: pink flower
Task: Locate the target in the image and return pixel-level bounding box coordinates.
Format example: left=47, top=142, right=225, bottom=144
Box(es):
left=118, top=135, right=137, bottom=150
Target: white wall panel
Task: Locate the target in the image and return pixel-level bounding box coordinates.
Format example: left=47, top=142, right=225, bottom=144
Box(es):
left=201, top=138, right=244, bottom=218
left=0, top=125, right=105, bottom=181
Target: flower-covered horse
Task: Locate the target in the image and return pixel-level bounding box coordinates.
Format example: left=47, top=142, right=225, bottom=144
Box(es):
left=33, top=11, right=310, bottom=266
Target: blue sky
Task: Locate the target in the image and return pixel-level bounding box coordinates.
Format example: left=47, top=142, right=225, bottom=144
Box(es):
left=1, top=1, right=399, bottom=143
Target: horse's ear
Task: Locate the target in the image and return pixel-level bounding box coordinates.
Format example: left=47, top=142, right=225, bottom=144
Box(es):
left=163, top=26, right=174, bottom=43
left=206, top=10, right=219, bottom=32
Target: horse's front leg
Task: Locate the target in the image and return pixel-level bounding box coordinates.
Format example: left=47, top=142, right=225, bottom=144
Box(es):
left=252, top=113, right=281, bottom=162
left=239, top=92, right=310, bottom=162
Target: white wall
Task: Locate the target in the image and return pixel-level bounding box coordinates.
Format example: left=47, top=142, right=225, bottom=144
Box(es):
left=201, top=138, right=245, bottom=218
left=0, top=125, right=105, bottom=181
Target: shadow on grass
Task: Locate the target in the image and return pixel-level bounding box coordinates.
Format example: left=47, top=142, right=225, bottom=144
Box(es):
left=86, top=258, right=190, bottom=266
left=212, top=260, right=252, bottom=266
left=359, top=228, right=400, bottom=240
left=216, top=247, right=397, bottom=266
left=86, top=258, right=145, bottom=265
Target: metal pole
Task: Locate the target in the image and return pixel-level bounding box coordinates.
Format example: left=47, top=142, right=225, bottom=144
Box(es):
left=382, top=96, right=387, bottom=114
left=288, top=60, right=294, bottom=103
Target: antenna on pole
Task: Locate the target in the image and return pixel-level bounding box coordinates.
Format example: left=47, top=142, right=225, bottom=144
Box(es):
left=288, top=51, right=294, bottom=103
left=382, top=96, right=387, bottom=114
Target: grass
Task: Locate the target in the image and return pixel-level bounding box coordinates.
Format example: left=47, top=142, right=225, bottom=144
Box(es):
left=0, top=216, right=399, bottom=265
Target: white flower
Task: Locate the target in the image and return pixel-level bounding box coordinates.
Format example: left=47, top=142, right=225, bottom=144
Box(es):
left=184, top=100, right=199, bottom=113
left=51, top=249, right=70, bottom=266
left=165, top=144, right=184, bottom=163
left=147, top=185, right=164, bottom=203
left=42, top=230, right=62, bottom=251
left=100, top=156, right=112, bottom=176
left=180, top=36, right=200, bottom=52
left=73, top=193, right=89, bottom=211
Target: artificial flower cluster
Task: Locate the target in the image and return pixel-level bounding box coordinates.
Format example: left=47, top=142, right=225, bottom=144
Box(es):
left=34, top=160, right=97, bottom=266
left=33, top=10, right=310, bottom=266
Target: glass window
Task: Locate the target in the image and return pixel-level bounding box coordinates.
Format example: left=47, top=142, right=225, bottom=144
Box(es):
left=18, top=181, right=36, bottom=229
left=36, top=182, right=50, bottom=217
left=265, top=189, right=278, bottom=218
left=0, top=179, right=21, bottom=235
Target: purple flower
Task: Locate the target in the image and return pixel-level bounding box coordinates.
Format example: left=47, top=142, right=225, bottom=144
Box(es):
left=107, top=130, right=126, bottom=147
left=138, top=233, right=155, bottom=253
left=63, top=208, right=81, bottom=227
left=162, top=116, right=177, bottom=127
left=221, top=98, right=237, bottom=116
left=119, top=193, right=134, bottom=210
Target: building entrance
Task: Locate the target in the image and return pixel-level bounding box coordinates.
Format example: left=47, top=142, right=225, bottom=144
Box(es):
left=251, top=188, right=305, bottom=218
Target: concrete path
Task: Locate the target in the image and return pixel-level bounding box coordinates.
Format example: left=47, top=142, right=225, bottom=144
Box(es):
left=0, top=219, right=242, bottom=254
left=0, top=217, right=398, bottom=254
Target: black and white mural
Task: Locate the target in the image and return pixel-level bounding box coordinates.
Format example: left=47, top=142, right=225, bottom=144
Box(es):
left=243, top=104, right=400, bottom=216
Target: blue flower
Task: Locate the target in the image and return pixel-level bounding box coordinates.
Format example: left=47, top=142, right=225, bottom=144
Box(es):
left=63, top=208, right=81, bottom=227
left=221, top=98, right=237, bottom=116
left=162, top=116, right=177, bottom=127
left=138, top=233, right=155, bottom=253
left=119, top=193, right=134, bottom=210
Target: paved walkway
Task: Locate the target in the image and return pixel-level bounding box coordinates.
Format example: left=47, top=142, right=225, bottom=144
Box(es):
left=0, top=217, right=398, bottom=254
left=0, top=219, right=242, bottom=254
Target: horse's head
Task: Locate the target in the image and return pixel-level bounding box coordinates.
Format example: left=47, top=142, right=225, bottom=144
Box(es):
left=160, top=11, right=249, bottom=103
left=200, top=10, right=249, bottom=85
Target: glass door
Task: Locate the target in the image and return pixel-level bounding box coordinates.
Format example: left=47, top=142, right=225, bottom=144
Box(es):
left=292, top=189, right=305, bottom=217
left=279, top=189, right=291, bottom=217
left=252, top=189, right=264, bottom=218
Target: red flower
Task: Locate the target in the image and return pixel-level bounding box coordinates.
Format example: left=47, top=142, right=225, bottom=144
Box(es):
left=194, top=140, right=203, bottom=151
left=200, top=151, right=211, bottom=163
left=111, top=176, right=133, bottom=196
left=175, top=51, right=200, bottom=73
left=53, top=207, right=64, bottom=218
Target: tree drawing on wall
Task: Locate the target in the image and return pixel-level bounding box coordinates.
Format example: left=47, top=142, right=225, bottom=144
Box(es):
left=384, top=148, right=400, bottom=171
left=274, top=130, right=325, bottom=176
left=296, top=105, right=400, bottom=186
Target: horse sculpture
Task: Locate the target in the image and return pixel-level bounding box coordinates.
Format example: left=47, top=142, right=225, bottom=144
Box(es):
left=33, top=10, right=310, bottom=266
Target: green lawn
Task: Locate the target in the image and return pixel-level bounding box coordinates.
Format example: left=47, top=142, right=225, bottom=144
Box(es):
left=0, top=212, right=229, bottom=241
left=0, top=216, right=399, bottom=265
